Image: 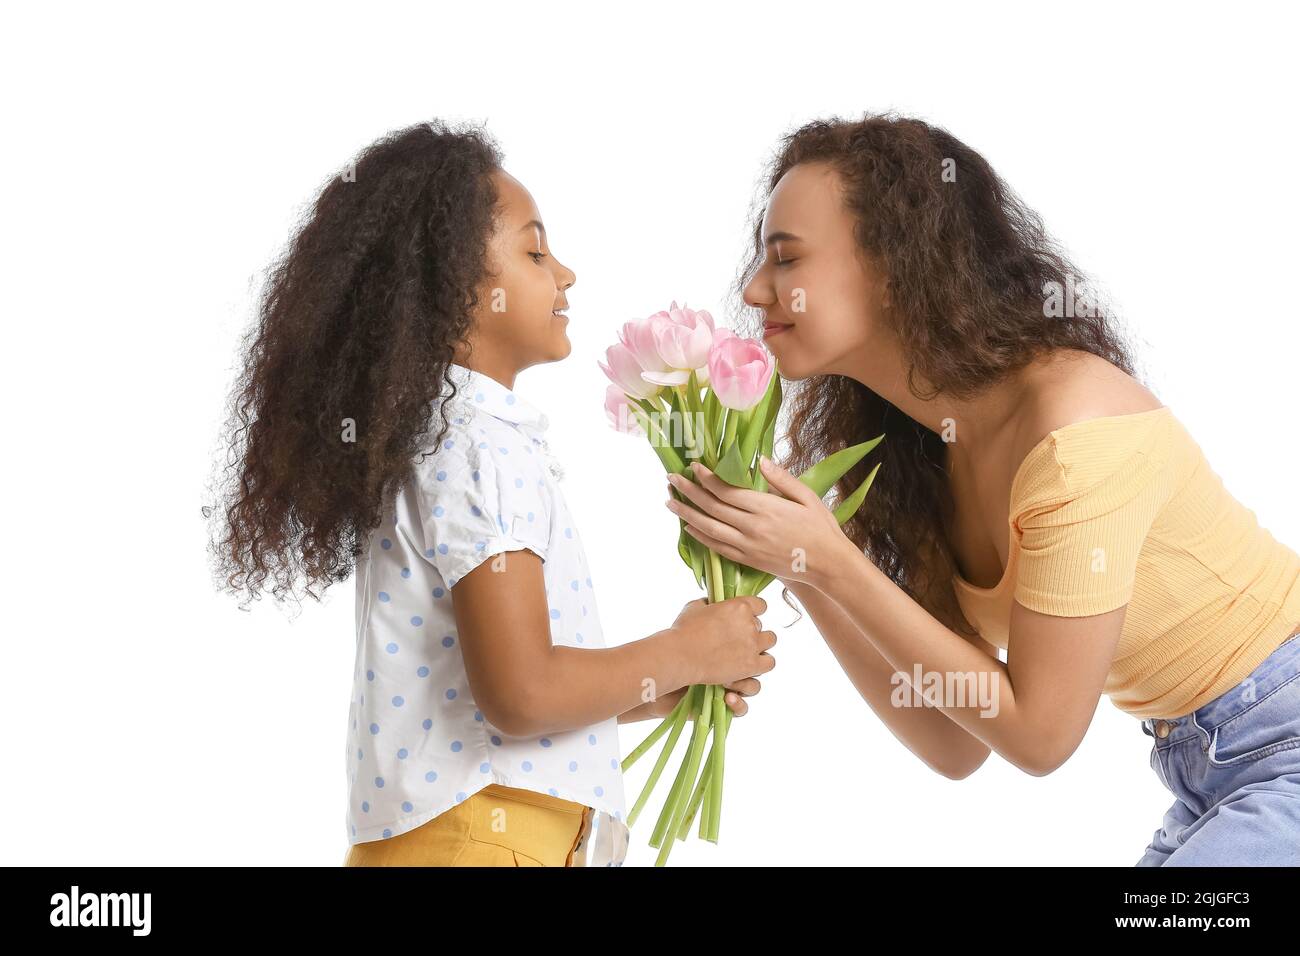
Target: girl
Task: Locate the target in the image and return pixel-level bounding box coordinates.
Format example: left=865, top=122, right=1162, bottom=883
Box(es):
left=210, top=121, right=775, bottom=867
left=664, top=113, right=1300, bottom=865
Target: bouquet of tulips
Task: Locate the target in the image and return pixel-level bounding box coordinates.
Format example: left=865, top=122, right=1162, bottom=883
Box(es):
left=600, top=301, right=883, bottom=865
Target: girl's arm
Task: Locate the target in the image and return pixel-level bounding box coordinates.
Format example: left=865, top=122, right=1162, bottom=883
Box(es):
left=618, top=680, right=754, bottom=723
left=450, top=548, right=771, bottom=738
left=782, top=578, right=995, bottom=779
left=617, top=692, right=686, bottom=724
left=615, top=692, right=687, bottom=724
left=616, top=701, right=661, bottom=723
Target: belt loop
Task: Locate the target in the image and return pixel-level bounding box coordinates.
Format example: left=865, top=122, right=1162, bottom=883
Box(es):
left=565, top=807, right=593, bottom=867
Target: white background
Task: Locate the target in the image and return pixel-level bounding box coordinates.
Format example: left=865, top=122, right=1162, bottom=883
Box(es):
left=4, top=0, right=1297, bottom=866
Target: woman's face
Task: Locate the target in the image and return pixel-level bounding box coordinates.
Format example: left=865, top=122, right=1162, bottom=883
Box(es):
left=742, top=161, right=890, bottom=380
left=472, top=168, right=576, bottom=368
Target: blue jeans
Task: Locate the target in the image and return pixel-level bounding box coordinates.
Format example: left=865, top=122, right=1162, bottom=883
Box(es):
left=1136, top=630, right=1300, bottom=865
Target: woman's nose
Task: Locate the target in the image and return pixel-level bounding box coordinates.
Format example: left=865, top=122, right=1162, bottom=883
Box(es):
left=742, top=271, right=772, bottom=308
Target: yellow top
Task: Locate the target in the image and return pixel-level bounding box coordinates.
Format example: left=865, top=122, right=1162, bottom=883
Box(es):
left=952, top=405, right=1300, bottom=719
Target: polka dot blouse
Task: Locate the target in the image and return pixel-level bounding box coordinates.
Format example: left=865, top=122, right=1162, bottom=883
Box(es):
left=344, top=363, right=630, bottom=866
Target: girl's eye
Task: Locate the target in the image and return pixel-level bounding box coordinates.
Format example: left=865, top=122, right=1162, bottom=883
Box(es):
left=529, top=251, right=548, bottom=263
left=775, top=257, right=795, bottom=268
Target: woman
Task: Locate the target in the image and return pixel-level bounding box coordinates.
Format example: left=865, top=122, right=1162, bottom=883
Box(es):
left=664, top=113, right=1300, bottom=865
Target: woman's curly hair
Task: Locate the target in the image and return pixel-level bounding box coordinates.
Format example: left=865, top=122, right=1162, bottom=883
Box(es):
left=207, top=120, right=503, bottom=608
left=733, top=112, right=1147, bottom=635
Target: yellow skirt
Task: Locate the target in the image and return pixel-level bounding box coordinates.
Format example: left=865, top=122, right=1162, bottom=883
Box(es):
left=343, top=784, right=594, bottom=867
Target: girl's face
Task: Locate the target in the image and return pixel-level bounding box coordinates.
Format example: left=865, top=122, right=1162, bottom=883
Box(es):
left=741, top=161, right=891, bottom=381
left=470, top=169, right=576, bottom=370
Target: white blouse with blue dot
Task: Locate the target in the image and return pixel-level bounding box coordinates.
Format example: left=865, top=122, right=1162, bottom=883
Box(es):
left=344, top=363, right=630, bottom=866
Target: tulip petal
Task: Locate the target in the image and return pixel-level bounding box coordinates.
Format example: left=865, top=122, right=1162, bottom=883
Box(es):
left=642, top=369, right=691, bottom=386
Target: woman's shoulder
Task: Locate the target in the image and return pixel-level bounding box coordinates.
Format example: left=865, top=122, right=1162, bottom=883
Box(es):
left=1011, top=352, right=1173, bottom=501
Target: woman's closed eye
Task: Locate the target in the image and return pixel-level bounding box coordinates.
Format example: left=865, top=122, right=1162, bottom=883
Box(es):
left=529, top=250, right=548, bottom=263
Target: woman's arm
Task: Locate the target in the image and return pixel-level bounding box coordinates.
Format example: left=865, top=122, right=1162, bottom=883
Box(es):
left=806, top=550, right=1125, bottom=776
left=783, top=579, right=994, bottom=779
left=451, top=548, right=771, bottom=737
left=666, top=459, right=1127, bottom=777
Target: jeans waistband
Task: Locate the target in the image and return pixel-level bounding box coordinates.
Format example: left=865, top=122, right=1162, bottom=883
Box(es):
left=1142, top=631, right=1300, bottom=747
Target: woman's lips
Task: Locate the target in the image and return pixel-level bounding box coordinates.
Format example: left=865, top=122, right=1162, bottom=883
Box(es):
left=762, top=321, right=793, bottom=338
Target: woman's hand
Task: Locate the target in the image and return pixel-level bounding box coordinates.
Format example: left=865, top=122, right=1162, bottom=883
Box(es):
left=665, top=456, right=853, bottom=592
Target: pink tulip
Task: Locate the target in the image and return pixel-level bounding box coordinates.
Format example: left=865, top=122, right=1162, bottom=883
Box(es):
left=598, top=342, right=662, bottom=400
left=641, top=301, right=717, bottom=387
left=604, top=384, right=644, bottom=435
left=707, top=335, right=775, bottom=410
left=616, top=317, right=667, bottom=375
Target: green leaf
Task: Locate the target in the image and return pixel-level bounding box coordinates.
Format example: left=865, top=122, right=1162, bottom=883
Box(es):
left=712, top=439, right=750, bottom=488
left=796, top=434, right=884, bottom=498
left=737, top=372, right=780, bottom=473
left=686, top=369, right=717, bottom=468
left=661, top=388, right=688, bottom=459
left=652, top=442, right=687, bottom=476
left=671, top=482, right=707, bottom=588
left=631, top=397, right=686, bottom=475
left=754, top=406, right=778, bottom=495
left=832, top=461, right=882, bottom=524
left=761, top=412, right=777, bottom=459
left=736, top=456, right=884, bottom=596
left=677, top=524, right=694, bottom=572
left=685, top=528, right=707, bottom=588
left=721, top=406, right=740, bottom=458
left=704, top=389, right=723, bottom=449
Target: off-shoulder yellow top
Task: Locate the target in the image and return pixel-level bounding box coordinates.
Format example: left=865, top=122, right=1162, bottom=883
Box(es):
left=952, top=405, right=1300, bottom=720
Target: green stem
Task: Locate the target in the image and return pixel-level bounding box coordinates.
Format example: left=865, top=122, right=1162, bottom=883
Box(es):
left=722, top=405, right=740, bottom=454
left=626, top=690, right=692, bottom=828
left=655, top=682, right=715, bottom=866
left=621, top=690, right=687, bottom=773
left=708, top=685, right=728, bottom=842
left=678, top=742, right=715, bottom=840
left=673, top=385, right=701, bottom=465
left=699, top=768, right=712, bottom=839
left=703, top=546, right=729, bottom=842
left=626, top=541, right=740, bottom=862
left=649, top=684, right=708, bottom=850
left=708, top=550, right=725, bottom=602
left=689, top=374, right=719, bottom=469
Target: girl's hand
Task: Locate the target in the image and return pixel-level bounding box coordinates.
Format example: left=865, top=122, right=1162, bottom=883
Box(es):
left=651, top=680, right=759, bottom=718
left=665, top=457, right=852, bottom=592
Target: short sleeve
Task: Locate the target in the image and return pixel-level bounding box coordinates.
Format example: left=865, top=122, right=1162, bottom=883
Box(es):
left=412, top=425, right=552, bottom=588
left=1013, top=443, right=1170, bottom=617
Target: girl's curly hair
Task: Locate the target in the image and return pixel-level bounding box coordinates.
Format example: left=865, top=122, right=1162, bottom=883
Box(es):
left=732, top=112, right=1147, bottom=635
left=207, top=120, right=503, bottom=608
